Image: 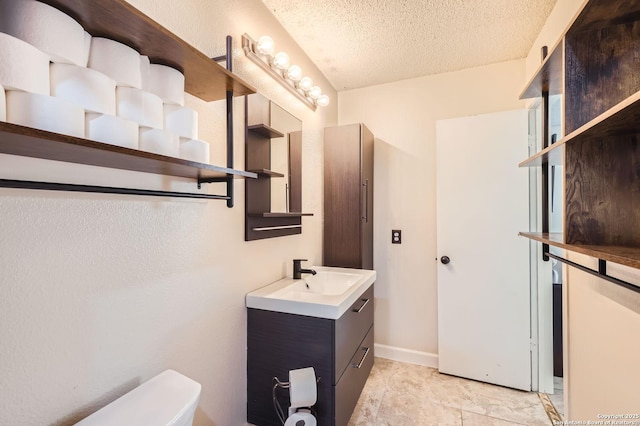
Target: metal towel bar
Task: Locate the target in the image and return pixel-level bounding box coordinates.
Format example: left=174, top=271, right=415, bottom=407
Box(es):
left=545, top=251, right=640, bottom=294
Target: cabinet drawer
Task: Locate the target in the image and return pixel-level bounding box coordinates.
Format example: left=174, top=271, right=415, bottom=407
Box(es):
left=334, top=325, right=374, bottom=426
left=334, top=284, right=374, bottom=383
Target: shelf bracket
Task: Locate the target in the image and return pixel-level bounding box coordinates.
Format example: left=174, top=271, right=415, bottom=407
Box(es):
left=211, top=35, right=235, bottom=208
left=0, top=179, right=231, bottom=200
left=541, top=88, right=550, bottom=262
left=545, top=252, right=640, bottom=295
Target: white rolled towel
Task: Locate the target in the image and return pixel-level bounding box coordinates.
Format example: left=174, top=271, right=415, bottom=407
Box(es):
left=140, top=56, right=151, bottom=91
left=116, top=87, right=163, bottom=129
left=89, top=38, right=142, bottom=89
left=6, top=91, right=85, bottom=138
left=0, top=83, right=5, bottom=122
left=164, top=104, right=198, bottom=139
left=0, top=0, right=86, bottom=66
left=51, top=63, right=117, bottom=115
left=139, top=128, right=180, bottom=157
left=148, top=64, right=185, bottom=106
left=179, top=139, right=210, bottom=164
left=0, top=32, right=50, bottom=95
left=86, top=113, right=139, bottom=149
left=81, top=32, right=92, bottom=69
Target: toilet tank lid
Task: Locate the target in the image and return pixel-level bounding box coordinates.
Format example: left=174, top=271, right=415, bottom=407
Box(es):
left=76, top=370, right=201, bottom=426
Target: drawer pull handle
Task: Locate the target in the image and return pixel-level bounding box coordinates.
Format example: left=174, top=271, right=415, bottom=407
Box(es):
left=352, top=347, right=370, bottom=369
left=352, top=298, right=370, bottom=313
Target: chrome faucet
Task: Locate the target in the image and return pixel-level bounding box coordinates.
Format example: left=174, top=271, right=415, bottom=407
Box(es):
left=293, top=259, right=317, bottom=279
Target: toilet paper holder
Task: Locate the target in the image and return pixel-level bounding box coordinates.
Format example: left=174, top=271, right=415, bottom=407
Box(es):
left=272, top=367, right=320, bottom=425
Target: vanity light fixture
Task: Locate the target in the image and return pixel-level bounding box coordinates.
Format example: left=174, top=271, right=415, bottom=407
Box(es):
left=242, top=33, right=330, bottom=111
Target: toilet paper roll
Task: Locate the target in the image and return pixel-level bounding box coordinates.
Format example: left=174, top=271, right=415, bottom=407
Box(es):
left=0, top=0, right=86, bottom=65
left=148, top=64, right=185, bottom=106
left=289, top=367, right=317, bottom=409
left=116, top=87, right=163, bottom=129
left=140, top=56, right=151, bottom=91
left=89, top=38, right=142, bottom=88
left=7, top=91, right=84, bottom=138
left=179, top=138, right=209, bottom=163
left=139, top=128, right=180, bottom=157
left=51, top=63, right=117, bottom=115
left=0, top=84, right=6, bottom=122
left=284, top=411, right=316, bottom=426
left=0, top=32, right=50, bottom=95
left=164, top=104, right=198, bottom=139
left=82, top=32, right=92, bottom=68
left=86, top=113, right=138, bottom=149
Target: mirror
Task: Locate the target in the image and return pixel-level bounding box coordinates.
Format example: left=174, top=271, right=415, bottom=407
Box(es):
left=245, top=93, right=311, bottom=241
left=269, top=104, right=302, bottom=213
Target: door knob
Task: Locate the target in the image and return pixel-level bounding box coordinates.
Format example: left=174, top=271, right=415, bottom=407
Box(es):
left=440, top=256, right=451, bottom=265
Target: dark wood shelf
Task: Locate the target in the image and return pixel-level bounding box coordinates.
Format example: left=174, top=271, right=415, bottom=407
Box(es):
left=520, top=39, right=564, bottom=100
left=249, top=212, right=314, bottom=218
left=519, top=91, right=640, bottom=167
left=0, top=122, right=257, bottom=180
left=568, top=0, right=640, bottom=34
left=41, top=0, right=255, bottom=102
left=247, top=125, right=285, bottom=138
left=519, top=232, right=640, bottom=269
left=247, top=169, right=285, bottom=178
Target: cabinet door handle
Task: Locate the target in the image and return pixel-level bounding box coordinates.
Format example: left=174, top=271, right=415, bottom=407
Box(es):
left=352, top=298, right=370, bottom=313
left=352, top=347, right=370, bottom=369
left=361, top=180, right=369, bottom=222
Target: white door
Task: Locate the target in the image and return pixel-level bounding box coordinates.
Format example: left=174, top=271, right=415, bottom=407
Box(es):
left=436, top=110, right=531, bottom=391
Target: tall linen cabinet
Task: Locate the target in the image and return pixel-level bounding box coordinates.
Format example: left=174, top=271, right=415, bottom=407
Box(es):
left=323, top=124, right=374, bottom=269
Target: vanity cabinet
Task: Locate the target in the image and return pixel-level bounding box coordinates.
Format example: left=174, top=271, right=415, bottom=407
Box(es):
left=247, top=284, right=374, bottom=426
left=519, top=0, right=640, bottom=277
left=323, top=124, right=374, bottom=269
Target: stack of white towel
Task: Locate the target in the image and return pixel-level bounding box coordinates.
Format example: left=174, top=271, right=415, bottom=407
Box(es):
left=0, top=0, right=210, bottom=164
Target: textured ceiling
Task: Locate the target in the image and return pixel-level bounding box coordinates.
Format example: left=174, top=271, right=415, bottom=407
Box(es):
left=260, top=0, right=558, bottom=91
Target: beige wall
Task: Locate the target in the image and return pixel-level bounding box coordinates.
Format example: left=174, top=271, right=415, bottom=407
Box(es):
left=525, top=0, right=640, bottom=418
left=0, top=1, right=336, bottom=425
left=565, top=255, right=640, bottom=419
left=338, top=60, right=525, bottom=358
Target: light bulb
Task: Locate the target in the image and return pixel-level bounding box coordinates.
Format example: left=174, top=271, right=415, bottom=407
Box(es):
left=317, top=94, right=330, bottom=107
left=298, top=76, right=313, bottom=92
left=286, top=65, right=302, bottom=82
left=272, top=52, right=290, bottom=70
left=309, top=86, right=322, bottom=100
left=256, top=35, right=274, bottom=56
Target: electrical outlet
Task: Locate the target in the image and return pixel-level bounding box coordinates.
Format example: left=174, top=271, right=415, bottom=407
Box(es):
left=392, top=230, right=401, bottom=244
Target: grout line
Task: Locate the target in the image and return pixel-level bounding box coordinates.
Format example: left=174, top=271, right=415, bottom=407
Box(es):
left=461, top=410, right=531, bottom=426
left=538, top=392, right=563, bottom=425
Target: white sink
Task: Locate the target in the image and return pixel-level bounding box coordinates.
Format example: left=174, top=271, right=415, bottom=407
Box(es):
left=246, top=266, right=376, bottom=319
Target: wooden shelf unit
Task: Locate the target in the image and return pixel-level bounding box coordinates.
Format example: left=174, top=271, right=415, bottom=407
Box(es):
left=245, top=94, right=311, bottom=240
left=520, top=38, right=564, bottom=100
left=1, top=0, right=257, bottom=203
left=246, top=169, right=285, bottom=178
left=519, top=233, right=640, bottom=270
left=41, top=0, right=255, bottom=102
left=247, top=125, right=284, bottom=138
left=519, top=0, right=640, bottom=275
left=519, top=90, right=640, bottom=167
left=0, top=122, right=256, bottom=180
left=249, top=212, right=314, bottom=218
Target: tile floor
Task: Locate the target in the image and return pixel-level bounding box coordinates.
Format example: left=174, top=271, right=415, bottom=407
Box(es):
left=349, top=358, right=553, bottom=425
left=548, top=377, right=564, bottom=419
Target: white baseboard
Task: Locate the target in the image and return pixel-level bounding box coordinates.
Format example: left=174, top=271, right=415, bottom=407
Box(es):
left=374, top=343, right=439, bottom=369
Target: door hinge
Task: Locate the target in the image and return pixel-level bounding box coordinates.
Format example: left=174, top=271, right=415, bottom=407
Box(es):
left=529, top=339, right=537, bottom=352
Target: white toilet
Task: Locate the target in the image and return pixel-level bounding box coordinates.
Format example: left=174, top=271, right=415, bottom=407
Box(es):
left=75, top=370, right=201, bottom=426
